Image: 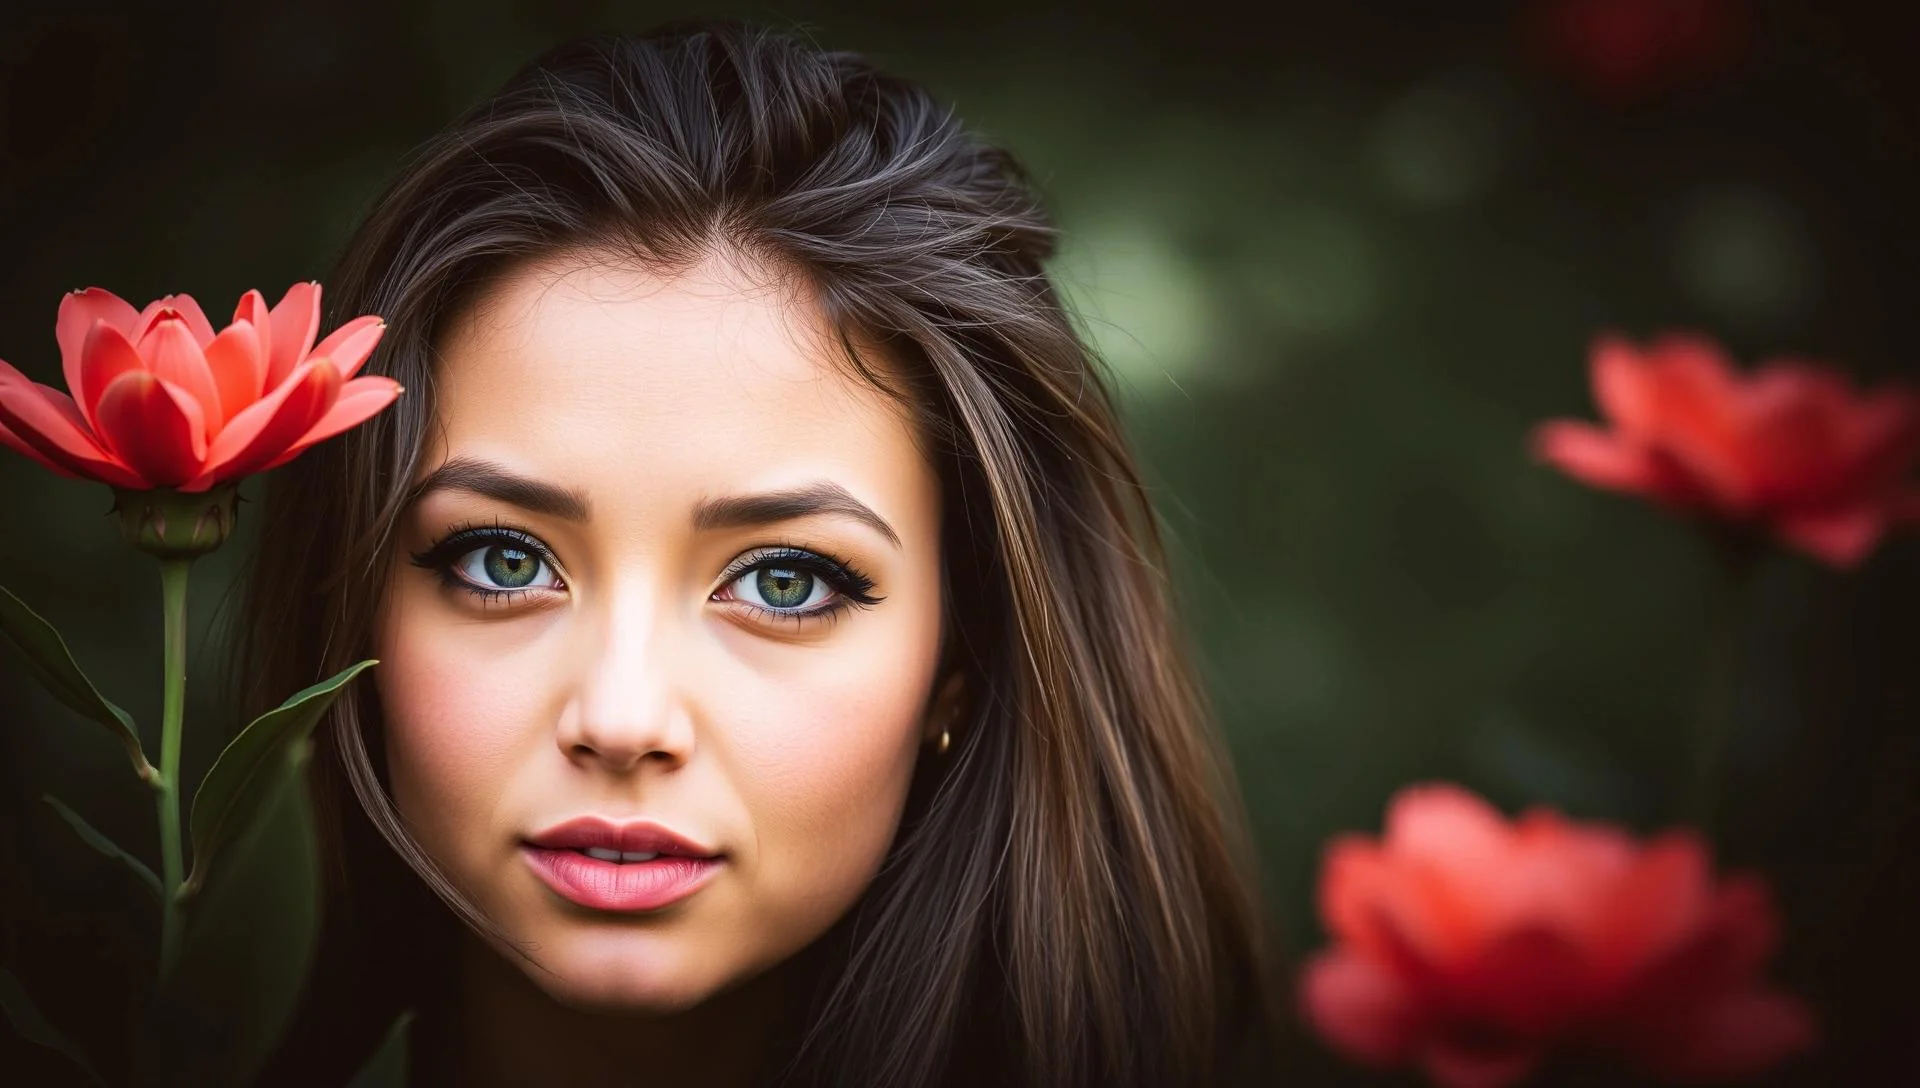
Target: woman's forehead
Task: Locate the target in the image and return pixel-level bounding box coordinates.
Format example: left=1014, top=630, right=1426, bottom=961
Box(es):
left=443, top=251, right=843, bottom=400
left=420, top=251, right=929, bottom=524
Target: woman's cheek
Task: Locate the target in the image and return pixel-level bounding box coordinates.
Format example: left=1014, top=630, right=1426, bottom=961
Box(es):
left=731, top=660, right=928, bottom=907
left=376, top=605, right=543, bottom=868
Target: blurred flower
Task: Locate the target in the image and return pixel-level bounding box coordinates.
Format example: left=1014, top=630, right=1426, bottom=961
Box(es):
left=1301, top=783, right=1815, bottom=1087
left=1532, top=333, right=1920, bottom=568
left=1525, top=0, right=1748, bottom=103
left=0, top=284, right=396, bottom=491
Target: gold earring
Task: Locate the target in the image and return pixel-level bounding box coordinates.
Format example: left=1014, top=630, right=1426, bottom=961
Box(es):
left=936, top=728, right=951, bottom=755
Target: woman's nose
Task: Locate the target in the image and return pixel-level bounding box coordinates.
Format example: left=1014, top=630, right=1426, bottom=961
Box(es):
left=554, top=585, right=696, bottom=773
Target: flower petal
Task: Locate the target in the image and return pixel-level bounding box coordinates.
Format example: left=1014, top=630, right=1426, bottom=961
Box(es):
left=202, top=318, right=267, bottom=433
left=1386, top=784, right=1512, bottom=872
left=130, top=294, right=216, bottom=347
left=1447, top=925, right=1593, bottom=1038
left=1322, top=838, right=1400, bottom=954
left=138, top=317, right=221, bottom=435
left=92, top=371, right=208, bottom=486
left=76, top=320, right=148, bottom=428
left=233, top=289, right=274, bottom=382
left=1640, top=335, right=1757, bottom=510
left=169, top=293, right=218, bottom=347
left=1322, top=835, right=1475, bottom=973
left=189, top=359, right=340, bottom=488
left=0, top=413, right=80, bottom=477
left=1733, top=364, right=1860, bottom=502
left=257, top=375, right=401, bottom=470
left=1373, top=785, right=1526, bottom=967
left=1774, top=505, right=1887, bottom=569
left=1826, top=386, right=1920, bottom=493
left=265, top=282, right=321, bottom=391
left=1638, top=988, right=1817, bottom=1082
left=1612, top=873, right=1783, bottom=1032
left=1300, top=950, right=1424, bottom=1068
left=56, top=287, right=139, bottom=398
left=1592, top=831, right=1710, bottom=987
left=1483, top=811, right=1635, bottom=948
left=1532, top=421, right=1703, bottom=506
left=0, top=360, right=146, bottom=486
left=310, top=315, right=386, bottom=380
left=136, top=293, right=217, bottom=347
left=1590, top=335, right=1662, bottom=436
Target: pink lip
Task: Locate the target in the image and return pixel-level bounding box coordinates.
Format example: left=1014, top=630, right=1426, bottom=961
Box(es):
left=521, top=817, right=724, bottom=913
left=522, top=847, right=722, bottom=912
left=526, top=816, right=719, bottom=857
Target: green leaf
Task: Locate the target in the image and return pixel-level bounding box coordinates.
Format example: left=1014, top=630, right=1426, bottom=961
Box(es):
left=184, top=659, right=375, bottom=894
left=42, top=794, right=164, bottom=904
left=0, top=584, right=150, bottom=780
left=136, top=743, right=321, bottom=1088
left=0, top=967, right=106, bottom=1086
left=345, top=1009, right=415, bottom=1088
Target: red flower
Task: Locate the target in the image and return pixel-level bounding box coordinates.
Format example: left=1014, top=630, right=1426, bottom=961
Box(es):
left=0, top=284, right=397, bottom=491
left=1525, top=0, right=1748, bottom=103
left=1301, top=784, right=1815, bottom=1087
left=1532, top=333, right=1920, bottom=568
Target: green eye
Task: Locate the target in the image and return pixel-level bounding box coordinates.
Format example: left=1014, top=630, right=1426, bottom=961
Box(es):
left=410, top=526, right=565, bottom=603
left=485, top=546, right=539, bottom=588
left=712, top=545, right=882, bottom=621
left=755, top=566, right=816, bottom=609
left=450, top=541, right=557, bottom=591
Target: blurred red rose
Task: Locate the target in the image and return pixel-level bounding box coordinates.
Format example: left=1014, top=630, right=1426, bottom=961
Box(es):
left=1526, top=0, right=1749, bottom=103
left=0, top=284, right=396, bottom=491
left=1532, top=333, right=1920, bottom=568
left=1301, top=784, right=1815, bottom=1087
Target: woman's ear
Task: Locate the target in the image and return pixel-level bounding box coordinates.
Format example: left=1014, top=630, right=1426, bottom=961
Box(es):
left=923, top=671, right=966, bottom=744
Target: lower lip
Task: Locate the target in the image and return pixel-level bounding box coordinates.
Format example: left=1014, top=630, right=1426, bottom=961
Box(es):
left=521, top=847, right=723, bottom=912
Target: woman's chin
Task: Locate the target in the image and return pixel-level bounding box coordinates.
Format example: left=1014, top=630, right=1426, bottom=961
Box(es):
left=530, top=957, right=719, bottom=1015
left=499, top=925, right=726, bottom=1014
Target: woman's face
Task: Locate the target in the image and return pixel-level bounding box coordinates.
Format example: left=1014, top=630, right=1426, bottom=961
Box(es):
left=374, top=251, right=949, bottom=1012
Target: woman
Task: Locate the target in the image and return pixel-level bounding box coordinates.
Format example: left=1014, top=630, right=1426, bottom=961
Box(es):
left=240, top=20, right=1279, bottom=1088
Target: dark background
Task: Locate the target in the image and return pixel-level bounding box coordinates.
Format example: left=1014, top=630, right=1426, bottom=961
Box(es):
left=2, top=1, right=1916, bottom=1084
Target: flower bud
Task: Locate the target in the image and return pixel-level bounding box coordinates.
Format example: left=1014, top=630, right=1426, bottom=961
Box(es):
left=112, top=485, right=239, bottom=559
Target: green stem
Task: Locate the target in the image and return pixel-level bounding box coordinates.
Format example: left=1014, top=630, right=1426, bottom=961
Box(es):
left=155, top=557, right=191, bottom=976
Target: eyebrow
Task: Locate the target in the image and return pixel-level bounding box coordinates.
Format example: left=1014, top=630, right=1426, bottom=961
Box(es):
left=693, top=481, right=901, bottom=550
left=410, top=456, right=592, bottom=521
left=409, top=457, right=900, bottom=548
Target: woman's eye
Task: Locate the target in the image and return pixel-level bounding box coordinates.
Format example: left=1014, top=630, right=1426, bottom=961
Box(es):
left=453, top=542, right=558, bottom=591
left=711, top=547, right=881, bottom=624
left=728, top=564, right=835, bottom=611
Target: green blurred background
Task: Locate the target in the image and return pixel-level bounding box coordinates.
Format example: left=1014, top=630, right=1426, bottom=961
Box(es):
left=2, top=1, right=1915, bottom=1084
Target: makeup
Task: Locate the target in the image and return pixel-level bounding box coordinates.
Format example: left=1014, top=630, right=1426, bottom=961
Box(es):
left=375, top=253, right=947, bottom=1014
left=522, top=818, right=725, bottom=913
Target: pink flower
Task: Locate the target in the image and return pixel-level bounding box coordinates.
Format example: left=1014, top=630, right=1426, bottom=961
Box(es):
left=1302, top=784, right=1816, bottom=1087
left=1532, top=333, right=1920, bottom=568
left=0, top=284, right=397, bottom=491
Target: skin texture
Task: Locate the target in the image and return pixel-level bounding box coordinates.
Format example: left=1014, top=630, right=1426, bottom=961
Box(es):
left=372, top=249, right=955, bottom=1084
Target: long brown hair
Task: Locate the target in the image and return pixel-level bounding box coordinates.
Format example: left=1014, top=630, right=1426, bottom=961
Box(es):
left=237, top=20, right=1278, bottom=1088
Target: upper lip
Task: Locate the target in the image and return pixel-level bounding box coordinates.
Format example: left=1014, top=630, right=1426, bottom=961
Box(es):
left=525, top=817, right=720, bottom=857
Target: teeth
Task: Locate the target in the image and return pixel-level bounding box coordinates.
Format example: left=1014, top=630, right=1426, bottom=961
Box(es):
left=579, top=847, right=660, bottom=862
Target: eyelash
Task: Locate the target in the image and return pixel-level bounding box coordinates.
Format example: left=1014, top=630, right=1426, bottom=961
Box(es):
left=407, top=519, right=884, bottom=626
left=714, top=545, right=883, bottom=627
left=409, top=519, right=560, bottom=607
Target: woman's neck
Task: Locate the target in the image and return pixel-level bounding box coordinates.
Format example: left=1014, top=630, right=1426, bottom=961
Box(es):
left=408, top=929, right=817, bottom=1088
